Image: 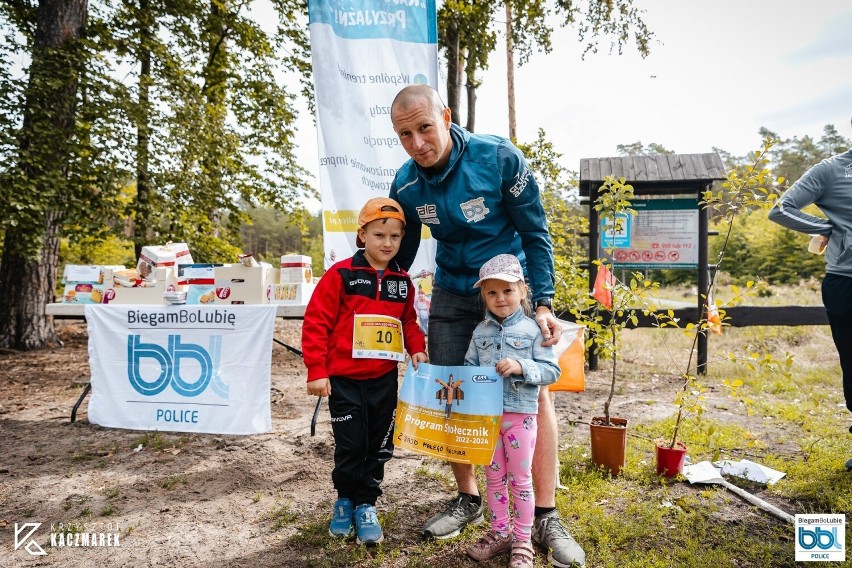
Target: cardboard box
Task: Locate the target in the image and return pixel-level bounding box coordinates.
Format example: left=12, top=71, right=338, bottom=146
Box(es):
left=61, top=265, right=125, bottom=303
left=136, top=243, right=194, bottom=281
left=171, top=242, right=194, bottom=265
left=266, top=269, right=316, bottom=304
left=279, top=255, right=313, bottom=284
left=214, top=264, right=271, bottom=305
left=62, top=282, right=110, bottom=304
left=102, top=267, right=178, bottom=305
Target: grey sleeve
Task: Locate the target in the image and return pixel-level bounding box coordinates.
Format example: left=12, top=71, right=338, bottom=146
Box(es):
left=767, top=162, right=833, bottom=235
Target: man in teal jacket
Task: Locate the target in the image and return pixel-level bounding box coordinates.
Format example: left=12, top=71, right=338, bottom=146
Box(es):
left=389, top=84, right=585, bottom=567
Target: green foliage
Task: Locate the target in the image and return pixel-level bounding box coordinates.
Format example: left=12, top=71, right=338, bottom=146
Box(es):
left=60, top=235, right=135, bottom=268
left=239, top=205, right=324, bottom=274
left=516, top=129, right=588, bottom=312
left=439, top=0, right=654, bottom=126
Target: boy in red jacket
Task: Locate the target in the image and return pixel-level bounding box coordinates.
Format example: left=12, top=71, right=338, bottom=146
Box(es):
left=302, top=197, right=428, bottom=545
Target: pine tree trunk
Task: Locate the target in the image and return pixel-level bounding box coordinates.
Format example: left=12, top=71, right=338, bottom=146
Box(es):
left=465, top=65, right=477, bottom=132
left=444, top=20, right=461, bottom=125
left=0, top=0, right=88, bottom=350
left=505, top=1, right=516, bottom=141
left=134, top=0, right=152, bottom=259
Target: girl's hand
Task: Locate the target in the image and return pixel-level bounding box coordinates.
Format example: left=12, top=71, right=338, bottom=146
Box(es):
left=307, top=378, right=331, bottom=397
left=496, top=358, right=522, bottom=377
left=411, top=351, right=428, bottom=369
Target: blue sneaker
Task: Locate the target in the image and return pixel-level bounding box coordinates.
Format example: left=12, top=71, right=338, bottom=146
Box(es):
left=329, top=498, right=354, bottom=538
left=354, top=504, right=384, bottom=545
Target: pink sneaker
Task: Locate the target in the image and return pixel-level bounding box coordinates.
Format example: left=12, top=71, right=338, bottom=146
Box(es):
left=509, top=540, right=535, bottom=568
left=466, top=530, right=512, bottom=561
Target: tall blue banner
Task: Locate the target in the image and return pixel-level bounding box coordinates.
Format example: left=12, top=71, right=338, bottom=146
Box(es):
left=308, top=0, right=438, bottom=275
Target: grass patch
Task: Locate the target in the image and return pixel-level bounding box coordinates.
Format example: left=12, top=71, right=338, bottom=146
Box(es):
left=159, top=474, right=188, bottom=490
left=265, top=502, right=299, bottom=531
left=135, top=432, right=190, bottom=451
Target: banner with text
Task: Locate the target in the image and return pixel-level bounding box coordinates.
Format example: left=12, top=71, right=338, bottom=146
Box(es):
left=394, top=362, right=503, bottom=465
left=308, top=0, right=438, bottom=274
left=86, top=305, right=276, bottom=435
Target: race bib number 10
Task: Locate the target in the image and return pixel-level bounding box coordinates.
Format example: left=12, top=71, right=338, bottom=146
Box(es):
left=352, top=314, right=405, bottom=362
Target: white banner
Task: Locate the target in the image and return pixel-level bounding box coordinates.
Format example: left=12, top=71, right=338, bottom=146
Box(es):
left=308, top=0, right=438, bottom=274
left=85, top=305, right=276, bottom=435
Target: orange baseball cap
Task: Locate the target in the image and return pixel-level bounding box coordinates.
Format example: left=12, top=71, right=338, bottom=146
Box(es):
left=356, top=197, right=406, bottom=248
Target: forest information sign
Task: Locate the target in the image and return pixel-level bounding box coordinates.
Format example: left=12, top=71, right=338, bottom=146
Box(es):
left=395, top=362, right=502, bottom=465
left=601, top=198, right=699, bottom=269
left=308, top=0, right=438, bottom=275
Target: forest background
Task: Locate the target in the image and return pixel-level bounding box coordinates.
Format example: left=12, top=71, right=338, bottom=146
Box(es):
left=0, top=0, right=850, bottom=351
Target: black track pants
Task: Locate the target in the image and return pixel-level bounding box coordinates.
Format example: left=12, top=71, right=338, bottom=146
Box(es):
left=329, top=369, right=398, bottom=506
left=822, top=273, right=852, bottom=413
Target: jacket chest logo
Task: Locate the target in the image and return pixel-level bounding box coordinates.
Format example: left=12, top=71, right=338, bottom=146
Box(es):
left=382, top=278, right=408, bottom=301
left=417, top=203, right=440, bottom=224
left=460, top=197, right=489, bottom=223
left=845, top=164, right=852, bottom=178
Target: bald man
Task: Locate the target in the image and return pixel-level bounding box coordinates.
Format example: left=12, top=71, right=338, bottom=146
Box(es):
left=388, top=85, right=585, bottom=568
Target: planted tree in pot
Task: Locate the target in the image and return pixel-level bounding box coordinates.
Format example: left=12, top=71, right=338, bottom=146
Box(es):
left=653, top=140, right=794, bottom=477
left=579, top=176, right=662, bottom=475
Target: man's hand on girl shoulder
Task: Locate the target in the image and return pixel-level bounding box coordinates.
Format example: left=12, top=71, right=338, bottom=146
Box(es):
left=534, top=306, right=561, bottom=347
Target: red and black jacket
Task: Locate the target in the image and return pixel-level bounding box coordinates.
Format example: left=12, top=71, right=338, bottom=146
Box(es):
left=302, top=251, right=426, bottom=382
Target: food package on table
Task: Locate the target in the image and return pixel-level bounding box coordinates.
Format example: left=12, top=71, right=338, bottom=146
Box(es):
left=177, top=263, right=223, bottom=304
left=62, top=282, right=110, bottom=304
left=280, top=254, right=313, bottom=284
left=266, top=268, right=316, bottom=304
left=136, top=242, right=194, bottom=283
left=60, top=265, right=124, bottom=303
left=62, top=264, right=125, bottom=286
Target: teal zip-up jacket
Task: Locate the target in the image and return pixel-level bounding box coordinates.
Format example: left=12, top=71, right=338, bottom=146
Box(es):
left=768, top=150, right=852, bottom=277
left=390, top=123, right=555, bottom=302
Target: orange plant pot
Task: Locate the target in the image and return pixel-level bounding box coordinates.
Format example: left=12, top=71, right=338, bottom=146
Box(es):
left=589, top=417, right=628, bottom=476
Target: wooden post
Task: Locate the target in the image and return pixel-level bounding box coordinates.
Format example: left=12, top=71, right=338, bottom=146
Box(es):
left=697, top=184, right=710, bottom=374
left=588, top=183, right=600, bottom=371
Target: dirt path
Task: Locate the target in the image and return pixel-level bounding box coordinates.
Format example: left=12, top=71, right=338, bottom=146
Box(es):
left=1, top=320, right=806, bottom=567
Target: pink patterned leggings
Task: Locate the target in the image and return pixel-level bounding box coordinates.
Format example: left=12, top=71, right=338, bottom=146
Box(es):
left=485, top=412, right=537, bottom=541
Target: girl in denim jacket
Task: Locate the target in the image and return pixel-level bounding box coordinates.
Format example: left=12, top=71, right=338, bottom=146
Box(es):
left=463, top=254, right=559, bottom=568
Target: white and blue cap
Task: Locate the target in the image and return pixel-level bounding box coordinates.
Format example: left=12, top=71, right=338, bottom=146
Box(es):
left=473, top=254, right=525, bottom=288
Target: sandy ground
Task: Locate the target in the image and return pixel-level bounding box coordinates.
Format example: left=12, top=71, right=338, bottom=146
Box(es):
left=0, top=319, right=809, bottom=567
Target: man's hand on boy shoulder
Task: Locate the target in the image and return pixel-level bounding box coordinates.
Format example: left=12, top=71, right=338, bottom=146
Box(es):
left=411, top=352, right=428, bottom=369
left=307, top=378, right=331, bottom=397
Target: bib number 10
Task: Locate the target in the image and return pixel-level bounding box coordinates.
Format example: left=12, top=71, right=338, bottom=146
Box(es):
left=353, top=314, right=404, bottom=362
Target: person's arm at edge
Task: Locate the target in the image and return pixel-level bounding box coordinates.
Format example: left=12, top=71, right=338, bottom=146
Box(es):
left=390, top=176, right=423, bottom=271
left=768, top=161, right=832, bottom=235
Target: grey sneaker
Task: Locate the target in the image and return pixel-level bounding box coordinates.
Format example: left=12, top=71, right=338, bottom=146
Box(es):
left=422, top=494, right=484, bottom=539
left=846, top=458, right=852, bottom=471
left=533, top=510, right=586, bottom=568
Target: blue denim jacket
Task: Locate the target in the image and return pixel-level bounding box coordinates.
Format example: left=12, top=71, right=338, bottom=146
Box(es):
left=464, top=308, right=560, bottom=414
